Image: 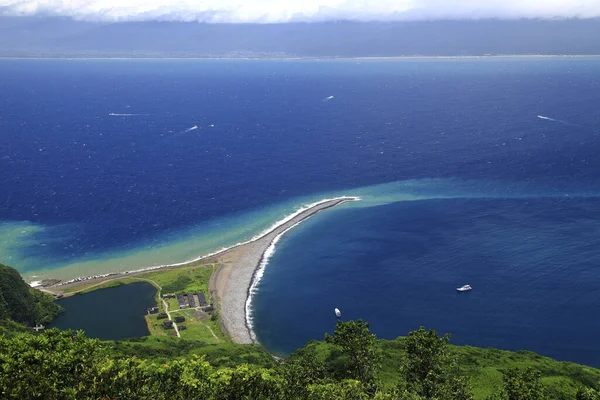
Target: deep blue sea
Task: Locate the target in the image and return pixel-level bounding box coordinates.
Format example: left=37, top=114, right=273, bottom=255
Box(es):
left=1, top=58, right=600, bottom=365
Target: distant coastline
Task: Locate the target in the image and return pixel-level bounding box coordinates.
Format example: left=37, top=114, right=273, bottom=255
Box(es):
left=2, top=54, right=600, bottom=61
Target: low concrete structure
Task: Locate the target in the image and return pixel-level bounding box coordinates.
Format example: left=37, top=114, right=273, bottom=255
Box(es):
left=197, top=292, right=207, bottom=307
left=177, top=294, right=187, bottom=309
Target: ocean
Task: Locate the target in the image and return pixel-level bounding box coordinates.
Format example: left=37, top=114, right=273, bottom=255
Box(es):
left=1, top=58, right=600, bottom=365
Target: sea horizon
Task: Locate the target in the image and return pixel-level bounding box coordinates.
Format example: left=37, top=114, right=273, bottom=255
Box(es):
left=3, top=54, right=600, bottom=61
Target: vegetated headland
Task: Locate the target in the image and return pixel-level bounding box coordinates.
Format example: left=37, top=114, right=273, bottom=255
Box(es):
left=43, top=197, right=359, bottom=344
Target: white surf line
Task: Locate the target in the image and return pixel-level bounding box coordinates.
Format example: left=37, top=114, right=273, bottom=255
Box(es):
left=108, top=113, right=146, bottom=116
left=244, top=197, right=359, bottom=343
left=55, top=196, right=360, bottom=287
left=244, top=220, right=304, bottom=343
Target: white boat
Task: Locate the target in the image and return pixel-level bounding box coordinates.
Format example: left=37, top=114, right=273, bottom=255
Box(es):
left=334, top=308, right=342, bottom=318
left=456, top=285, right=472, bottom=292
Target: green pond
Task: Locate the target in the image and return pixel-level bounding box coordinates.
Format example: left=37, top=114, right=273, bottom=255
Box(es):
left=51, top=282, right=157, bottom=340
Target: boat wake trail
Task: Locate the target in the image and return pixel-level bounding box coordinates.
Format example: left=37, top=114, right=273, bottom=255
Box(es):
left=108, top=113, right=145, bottom=117
left=182, top=125, right=199, bottom=133
left=537, top=115, right=577, bottom=126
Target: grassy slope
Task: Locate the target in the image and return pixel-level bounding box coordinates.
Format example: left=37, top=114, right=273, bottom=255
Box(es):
left=0, top=320, right=34, bottom=337
left=105, top=332, right=600, bottom=399
left=170, top=308, right=223, bottom=342
left=450, top=345, right=600, bottom=399
left=297, top=338, right=600, bottom=400
left=107, top=336, right=276, bottom=368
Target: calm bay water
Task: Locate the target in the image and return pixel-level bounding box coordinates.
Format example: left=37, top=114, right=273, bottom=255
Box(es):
left=50, top=282, right=157, bottom=340
left=252, top=197, right=600, bottom=366
left=1, top=58, right=600, bottom=364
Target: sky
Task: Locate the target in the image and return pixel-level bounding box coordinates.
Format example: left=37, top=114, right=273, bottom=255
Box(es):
left=1, top=0, right=600, bottom=23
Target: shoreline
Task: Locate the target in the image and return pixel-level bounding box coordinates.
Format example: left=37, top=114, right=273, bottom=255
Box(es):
left=43, top=196, right=358, bottom=343
left=209, top=197, right=358, bottom=344
left=39, top=196, right=356, bottom=289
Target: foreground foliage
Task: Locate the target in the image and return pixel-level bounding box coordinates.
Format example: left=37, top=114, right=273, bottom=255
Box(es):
left=2, top=320, right=599, bottom=399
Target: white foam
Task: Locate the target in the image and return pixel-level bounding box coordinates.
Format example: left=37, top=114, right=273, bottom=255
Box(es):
left=29, top=281, right=42, bottom=287
left=243, top=196, right=360, bottom=342
left=108, top=113, right=143, bottom=116
left=244, top=219, right=303, bottom=342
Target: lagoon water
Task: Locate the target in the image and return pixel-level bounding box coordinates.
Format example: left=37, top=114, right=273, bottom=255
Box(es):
left=1, top=58, right=600, bottom=364
left=50, top=282, right=157, bottom=340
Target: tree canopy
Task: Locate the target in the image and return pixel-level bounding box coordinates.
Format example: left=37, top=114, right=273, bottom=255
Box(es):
left=0, top=263, right=62, bottom=325
left=2, top=320, right=588, bottom=399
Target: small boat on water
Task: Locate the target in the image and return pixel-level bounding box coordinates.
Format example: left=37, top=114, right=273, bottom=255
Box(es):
left=456, top=285, right=472, bottom=292
left=334, top=308, right=342, bottom=318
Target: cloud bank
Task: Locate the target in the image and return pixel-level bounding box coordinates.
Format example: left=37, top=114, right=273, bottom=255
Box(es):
left=1, top=0, right=600, bottom=23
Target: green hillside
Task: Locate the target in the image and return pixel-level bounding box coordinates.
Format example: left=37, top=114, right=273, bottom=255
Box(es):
left=103, top=322, right=600, bottom=399
left=1, top=261, right=599, bottom=398
left=2, top=319, right=600, bottom=398
left=0, top=263, right=62, bottom=326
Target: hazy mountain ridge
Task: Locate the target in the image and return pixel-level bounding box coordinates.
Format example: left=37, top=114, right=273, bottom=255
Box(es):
left=2, top=17, right=600, bottom=57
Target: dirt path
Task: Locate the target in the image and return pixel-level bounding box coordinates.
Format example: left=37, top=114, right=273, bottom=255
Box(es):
left=145, top=279, right=181, bottom=338
left=131, top=277, right=181, bottom=338
left=199, top=321, right=221, bottom=343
